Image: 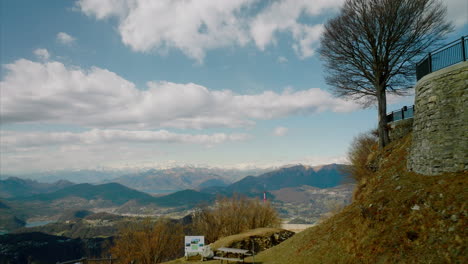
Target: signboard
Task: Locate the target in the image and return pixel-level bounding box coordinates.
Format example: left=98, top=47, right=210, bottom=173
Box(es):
left=184, top=236, right=205, bottom=254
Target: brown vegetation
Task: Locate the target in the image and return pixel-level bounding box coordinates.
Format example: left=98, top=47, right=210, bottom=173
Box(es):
left=250, top=134, right=467, bottom=263
left=191, top=195, right=281, bottom=244
left=347, top=130, right=379, bottom=183
left=110, top=218, right=183, bottom=264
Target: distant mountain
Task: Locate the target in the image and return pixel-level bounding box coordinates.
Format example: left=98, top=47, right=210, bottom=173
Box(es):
left=12, top=169, right=129, bottom=183
left=15, top=182, right=157, bottom=206
left=57, top=209, right=94, bottom=222
left=12, top=182, right=215, bottom=213
left=0, top=177, right=74, bottom=198
left=153, top=189, right=215, bottom=207
left=205, top=164, right=351, bottom=196
left=108, top=167, right=248, bottom=194
left=0, top=200, right=10, bottom=209
left=0, top=200, right=26, bottom=232
left=197, top=178, right=229, bottom=189
left=0, top=215, right=25, bottom=232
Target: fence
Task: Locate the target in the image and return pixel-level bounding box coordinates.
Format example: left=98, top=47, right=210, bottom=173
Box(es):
left=386, top=105, right=414, bottom=123
left=57, top=257, right=117, bottom=264
left=416, top=36, right=467, bottom=80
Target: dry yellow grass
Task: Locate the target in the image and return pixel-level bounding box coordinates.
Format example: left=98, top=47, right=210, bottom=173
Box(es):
left=165, top=134, right=467, bottom=263
left=251, top=134, right=467, bottom=263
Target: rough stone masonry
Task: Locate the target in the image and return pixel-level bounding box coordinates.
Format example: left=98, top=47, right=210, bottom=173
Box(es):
left=408, top=61, right=468, bottom=175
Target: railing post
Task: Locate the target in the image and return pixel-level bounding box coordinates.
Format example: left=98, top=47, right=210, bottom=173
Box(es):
left=428, top=52, right=432, bottom=73
left=461, top=36, right=466, bottom=61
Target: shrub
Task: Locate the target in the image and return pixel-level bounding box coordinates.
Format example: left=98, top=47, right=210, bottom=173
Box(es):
left=110, top=218, right=183, bottom=264
left=347, top=130, right=379, bottom=182
left=191, top=195, right=281, bottom=243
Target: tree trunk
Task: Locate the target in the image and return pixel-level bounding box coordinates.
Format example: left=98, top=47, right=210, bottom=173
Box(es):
left=376, top=85, right=390, bottom=149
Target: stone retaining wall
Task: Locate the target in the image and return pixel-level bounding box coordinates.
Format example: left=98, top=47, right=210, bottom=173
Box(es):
left=407, top=62, right=468, bottom=175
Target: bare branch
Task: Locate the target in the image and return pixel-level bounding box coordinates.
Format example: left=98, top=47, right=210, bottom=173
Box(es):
left=319, top=0, right=452, bottom=148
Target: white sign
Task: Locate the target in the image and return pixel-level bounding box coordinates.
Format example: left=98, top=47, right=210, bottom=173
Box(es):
left=185, top=236, right=205, bottom=253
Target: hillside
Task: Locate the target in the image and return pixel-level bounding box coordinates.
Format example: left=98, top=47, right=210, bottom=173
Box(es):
left=249, top=134, right=467, bottom=263
left=0, top=177, right=74, bottom=198
left=108, top=167, right=255, bottom=194
left=203, top=164, right=350, bottom=196
left=13, top=182, right=157, bottom=205
left=162, top=134, right=466, bottom=264
left=153, top=189, right=215, bottom=207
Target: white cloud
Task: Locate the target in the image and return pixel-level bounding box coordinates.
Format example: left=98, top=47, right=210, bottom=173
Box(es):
left=223, top=155, right=348, bottom=170
left=1, top=129, right=249, bottom=148
left=57, top=32, right=76, bottom=45
left=76, top=0, right=344, bottom=61
left=277, top=56, right=288, bottom=63
left=33, top=48, right=50, bottom=60
left=445, top=0, right=468, bottom=28
left=273, top=126, right=288, bottom=136
left=0, top=58, right=361, bottom=129
left=77, top=0, right=254, bottom=62
left=250, top=0, right=341, bottom=58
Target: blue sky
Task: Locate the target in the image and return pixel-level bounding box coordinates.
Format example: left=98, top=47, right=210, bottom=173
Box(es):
left=1, top=0, right=466, bottom=174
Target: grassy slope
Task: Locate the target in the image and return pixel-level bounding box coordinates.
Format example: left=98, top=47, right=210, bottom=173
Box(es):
left=253, top=134, right=466, bottom=263
left=163, top=134, right=466, bottom=264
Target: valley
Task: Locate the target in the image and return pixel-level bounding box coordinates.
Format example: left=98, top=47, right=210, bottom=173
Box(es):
left=1, top=164, right=354, bottom=232
left=0, top=163, right=355, bottom=263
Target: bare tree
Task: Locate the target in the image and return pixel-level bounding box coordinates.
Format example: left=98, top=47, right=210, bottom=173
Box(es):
left=320, top=0, right=452, bottom=148
left=191, top=195, right=281, bottom=243
left=110, top=218, right=183, bottom=264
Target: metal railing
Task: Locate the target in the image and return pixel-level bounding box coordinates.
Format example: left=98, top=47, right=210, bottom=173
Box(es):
left=386, top=105, right=414, bottom=123
left=416, top=35, right=467, bottom=80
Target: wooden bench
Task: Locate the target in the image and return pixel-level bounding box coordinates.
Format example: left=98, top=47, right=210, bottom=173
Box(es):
left=214, top=247, right=252, bottom=263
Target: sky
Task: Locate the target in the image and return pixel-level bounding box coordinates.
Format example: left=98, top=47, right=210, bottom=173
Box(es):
left=1, top=0, right=467, bottom=174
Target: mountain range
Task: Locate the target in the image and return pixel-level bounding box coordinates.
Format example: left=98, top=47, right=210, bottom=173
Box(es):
left=1, top=164, right=352, bottom=231
left=0, top=177, right=74, bottom=198
left=107, top=167, right=230, bottom=194
left=203, top=164, right=350, bottom=195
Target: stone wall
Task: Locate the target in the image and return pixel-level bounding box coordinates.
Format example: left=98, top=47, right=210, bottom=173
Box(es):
left=408, top=62, right=468, bottom=175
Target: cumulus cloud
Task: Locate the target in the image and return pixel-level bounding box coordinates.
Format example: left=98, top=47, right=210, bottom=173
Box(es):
left=250, top=0, right=342, bottom=58
left=0, top=58, right=361, bottom=129
left=77, top=0, right=253, bottom=62
left=445, top=0, right=468, bottom=27
left=33, top=48, right=50, bottom=60
left=76, top=0, right=343, bottom=61
left=57, top=32, right=76, bottom=45
left=273, top=126, right=288, bottom=136
left=1, top=129, right=249, bottom=149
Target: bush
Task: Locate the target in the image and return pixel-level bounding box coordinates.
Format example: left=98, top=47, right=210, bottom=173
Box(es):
left=110, top=218, right=183, bottom=264
left=347, top=130, right=379, bottom=182
left=191, top=195, right=281, bottom=244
